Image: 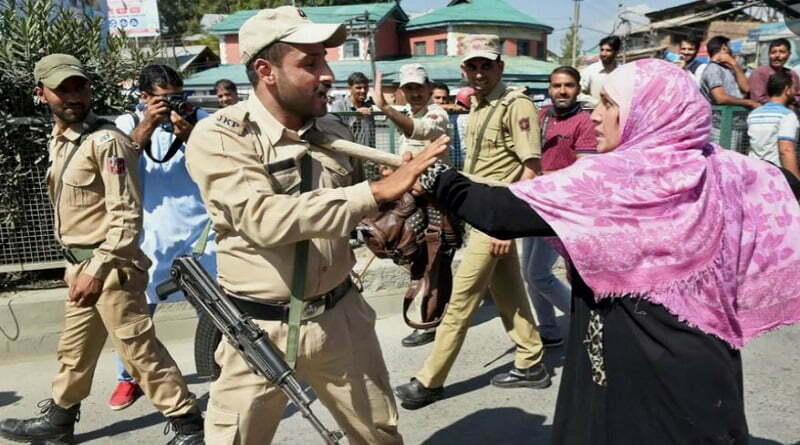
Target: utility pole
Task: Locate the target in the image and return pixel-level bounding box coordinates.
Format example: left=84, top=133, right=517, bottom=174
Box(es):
left=571, top=0, right=582, bottom=67
left=356, top=11, right=377, bottom=83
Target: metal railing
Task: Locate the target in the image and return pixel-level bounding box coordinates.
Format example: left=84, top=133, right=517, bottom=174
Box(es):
left=0, top=111, right=468, bottom=273
left=711, top=105, right=750, bottom=154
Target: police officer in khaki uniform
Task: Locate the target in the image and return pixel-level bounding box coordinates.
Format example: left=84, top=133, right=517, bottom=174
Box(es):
left=184, top=7, right=446, bottom=444
left=394, top=35, right=550, bottom=409
left=0, top=55, right=203, bottom=445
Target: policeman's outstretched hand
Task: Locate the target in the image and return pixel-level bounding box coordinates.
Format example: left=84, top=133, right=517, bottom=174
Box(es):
left=370, top=135, right=449, bottom=203
left=68, top=273, right=103, bottom=307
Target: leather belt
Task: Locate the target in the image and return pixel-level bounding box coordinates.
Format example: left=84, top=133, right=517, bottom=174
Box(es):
left=62, top=243, right=102, bottom=264
left=228, top=278, right=352, bottom=323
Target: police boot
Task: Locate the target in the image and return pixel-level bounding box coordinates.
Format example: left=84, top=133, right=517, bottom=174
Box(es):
left=490, top=362, right=552, bottom=389
left=164, top=411, right=204, bottom=445
left=393, top=378, right=444, bottom=410
left=0, top=399, right=79, bottom=444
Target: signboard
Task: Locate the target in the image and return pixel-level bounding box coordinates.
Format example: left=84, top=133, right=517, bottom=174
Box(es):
left=103, top=0, right=161, bottom=37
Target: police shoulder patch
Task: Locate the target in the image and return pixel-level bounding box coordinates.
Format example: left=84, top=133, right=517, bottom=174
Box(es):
left=214, top=108, right=248, bottom=135
left=94, top=131, right=115, bottom=145
left=106, top=155, right=126, bottom=174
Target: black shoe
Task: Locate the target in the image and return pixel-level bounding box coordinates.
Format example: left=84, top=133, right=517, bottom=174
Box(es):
left=0, top=399, right=79, bottom=444
left=165, top=411, right=204, bottom=445
left=491, top=362, right=552, bottom=389
left=401, top=329, right=435, bottom=347
left=393, top=378, right=444, bottom=409
left=541, top=336, right=564, bottom=349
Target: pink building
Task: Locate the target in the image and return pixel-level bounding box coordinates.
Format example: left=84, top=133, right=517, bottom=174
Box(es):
left=210, top=0, right=551, bottom=65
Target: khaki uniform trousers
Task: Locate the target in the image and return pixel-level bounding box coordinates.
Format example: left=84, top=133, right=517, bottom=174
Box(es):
left=416, top=229, right=544, bottom=388
left=52, top=261, right=197, bottom=417
left=205, top=288, right=403, bottom=445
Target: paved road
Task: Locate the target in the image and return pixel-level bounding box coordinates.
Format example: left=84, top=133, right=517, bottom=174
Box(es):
left=0, top=303, right=798, bottom=444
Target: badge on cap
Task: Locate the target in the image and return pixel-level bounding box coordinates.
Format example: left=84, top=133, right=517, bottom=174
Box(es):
left=107, top=155, right=125, bottom=174
left=519, top=117, right=530, bottom=131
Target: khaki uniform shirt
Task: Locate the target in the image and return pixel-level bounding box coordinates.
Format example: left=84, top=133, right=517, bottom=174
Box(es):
left=398, top=102, right=451, bottom=163
left=464, top=82, right=541, bottom=183
left=185, top=96, right=379, bottom=302
left=46, top=113, right=150, bottom=279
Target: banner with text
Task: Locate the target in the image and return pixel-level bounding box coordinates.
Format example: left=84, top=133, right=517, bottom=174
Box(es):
left=103, top=0, right=161, bottom=37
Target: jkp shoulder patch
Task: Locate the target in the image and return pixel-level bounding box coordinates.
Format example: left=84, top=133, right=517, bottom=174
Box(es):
left=216, top=115, right=242, bottom=130
left=519, top=117, right=530, bottom=131
left=214, top=108, right=248, bottom=135
left=107, top=155, right=125, bottom=174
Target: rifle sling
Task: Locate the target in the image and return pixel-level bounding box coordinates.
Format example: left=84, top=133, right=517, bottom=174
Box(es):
left=286, top=153, right=312, bottom=369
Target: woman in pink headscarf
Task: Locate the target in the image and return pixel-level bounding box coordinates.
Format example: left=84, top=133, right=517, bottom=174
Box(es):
left=415, top=59, right=800, bottom=443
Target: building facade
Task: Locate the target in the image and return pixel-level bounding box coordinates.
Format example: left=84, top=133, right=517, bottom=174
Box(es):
left=189, top=0, right=554, bottom=96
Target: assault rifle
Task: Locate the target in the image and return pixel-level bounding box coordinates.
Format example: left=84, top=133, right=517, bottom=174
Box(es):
left=156, top=255, right=344, bottom=445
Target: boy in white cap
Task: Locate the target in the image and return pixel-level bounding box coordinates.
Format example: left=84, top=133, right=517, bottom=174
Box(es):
left=373, top=63, right=451, bottom=347
left=374, top=64, right=451, bottom=161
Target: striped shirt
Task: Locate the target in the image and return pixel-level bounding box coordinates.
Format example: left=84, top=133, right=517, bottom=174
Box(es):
left=747, top=102, right=799, bottom=166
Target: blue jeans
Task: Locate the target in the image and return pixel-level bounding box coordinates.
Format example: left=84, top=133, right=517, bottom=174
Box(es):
left=522, top=237, right=571, bottom=339
left=115, top=303, right=158, bottom=382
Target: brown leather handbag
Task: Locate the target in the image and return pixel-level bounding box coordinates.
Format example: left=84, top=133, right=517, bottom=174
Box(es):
left=358, top=193, right=463, bottom=329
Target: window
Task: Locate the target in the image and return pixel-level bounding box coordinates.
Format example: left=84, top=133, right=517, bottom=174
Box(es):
left=414, top=41, right=427, bottom=56
left=518, top=40, right=531, bottom=56
left=499, top=39, right=506, bottom=55
left=434, top=39, right=447, bottom=56
left=343, top=39, right=359, bottom=58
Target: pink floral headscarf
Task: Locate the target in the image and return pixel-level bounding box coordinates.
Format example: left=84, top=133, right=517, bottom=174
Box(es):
left=510, top=59, right=800, bottom=348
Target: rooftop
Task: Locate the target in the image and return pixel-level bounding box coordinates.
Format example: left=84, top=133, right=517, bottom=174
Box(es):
left=210, top=2, right=405, bottom=35
left=405, top=0, right=552, bottom=32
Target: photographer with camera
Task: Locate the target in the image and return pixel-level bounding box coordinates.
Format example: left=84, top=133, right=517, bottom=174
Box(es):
left=107, top=64, right=216, bottom=411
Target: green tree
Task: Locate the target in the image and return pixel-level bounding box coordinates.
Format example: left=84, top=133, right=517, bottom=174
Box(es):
left=559, top=25, right=583, bottom=66
left=0, top=0, right=157, bottom=230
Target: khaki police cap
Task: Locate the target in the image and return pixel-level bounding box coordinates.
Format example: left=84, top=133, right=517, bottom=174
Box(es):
left=461, top=35, right=501, bottom=63
left=239, top=6, right=347, bottom=65
left=34, top=54, right=88, bottom=89
left=399, top=63, right=429, bottom=87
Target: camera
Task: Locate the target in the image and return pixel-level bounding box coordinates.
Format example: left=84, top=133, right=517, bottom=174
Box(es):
left=163, top=93, right=194, bottom=117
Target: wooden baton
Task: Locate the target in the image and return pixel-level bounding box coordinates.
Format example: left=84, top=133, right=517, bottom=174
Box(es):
left=304, top=131, right=506, bottom=187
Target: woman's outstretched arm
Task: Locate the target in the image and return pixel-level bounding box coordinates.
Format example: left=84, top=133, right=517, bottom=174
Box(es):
left=430, top=169, right=556, bottom=239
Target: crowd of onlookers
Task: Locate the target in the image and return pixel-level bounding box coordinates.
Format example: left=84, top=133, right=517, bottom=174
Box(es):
left=578, top=34, right=800, bottom=179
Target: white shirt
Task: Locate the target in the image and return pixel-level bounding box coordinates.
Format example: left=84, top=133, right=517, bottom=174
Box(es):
left=579, top=61, right=620, bottom=107
left=747, top=102, right=799, bottom=167
left=115, top=108, right=216, bottom=303
left=398, top=102, right=452, bottom=162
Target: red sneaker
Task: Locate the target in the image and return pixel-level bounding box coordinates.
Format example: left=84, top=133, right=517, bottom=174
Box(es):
left=108, top=381, right=143, bottom=411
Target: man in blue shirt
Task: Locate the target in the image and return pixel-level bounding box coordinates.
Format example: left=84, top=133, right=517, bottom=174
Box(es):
left=109, top=65, right=216, bottom=410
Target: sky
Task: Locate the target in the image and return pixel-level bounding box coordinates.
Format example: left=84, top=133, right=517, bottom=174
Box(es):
left=399, top=0, right=688, bottom=53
